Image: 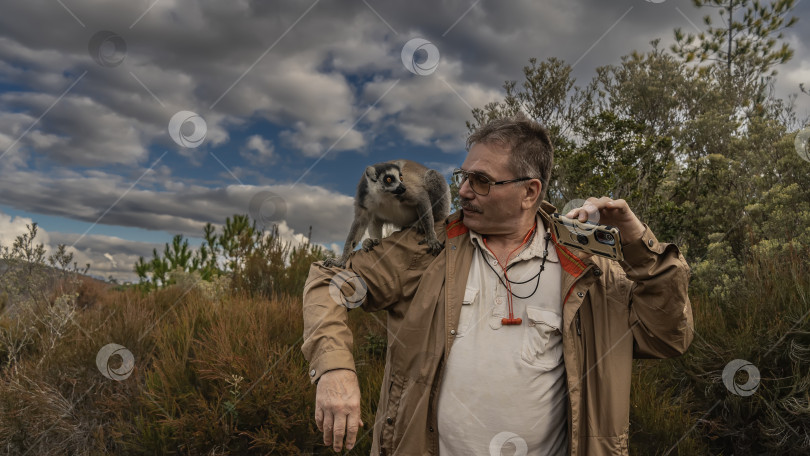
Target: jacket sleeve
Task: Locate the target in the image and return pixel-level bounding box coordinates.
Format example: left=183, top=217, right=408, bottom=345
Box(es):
left=301, top=227, right=439, bottom=384
left=619, top=223, right=694, bottom=359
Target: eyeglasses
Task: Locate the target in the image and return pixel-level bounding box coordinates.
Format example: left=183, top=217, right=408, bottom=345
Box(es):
left=451, top=168, right=533, bottom=196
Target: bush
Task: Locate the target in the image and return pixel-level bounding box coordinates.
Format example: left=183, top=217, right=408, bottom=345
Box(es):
left=630, top=245, right=810, bottom=455
left=135, top=215, right=329, bottom=301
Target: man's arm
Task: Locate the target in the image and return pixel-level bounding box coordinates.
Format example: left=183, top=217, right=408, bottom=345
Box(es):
left=302, top=226, right=436, bottom=383
left=301, top=226, right=441, bottom=451
left=301, top=260, right=361, bottom=386
left=620, top=223, right=694, bottom=358
left=565, top=197, right=693, bottom=358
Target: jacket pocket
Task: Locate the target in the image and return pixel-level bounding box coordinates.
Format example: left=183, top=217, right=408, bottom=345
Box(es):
left=455, top=286, right=478, bottom=337
left=520, top=307, right=563, bottom=370
left=380, top=374, right=408, bottom=450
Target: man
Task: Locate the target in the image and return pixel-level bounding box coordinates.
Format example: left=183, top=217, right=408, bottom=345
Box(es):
left=302, top=115, right=693, bottom=455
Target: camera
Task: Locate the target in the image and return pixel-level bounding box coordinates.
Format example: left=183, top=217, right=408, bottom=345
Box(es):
left=550, top=213, right=624, bottom=262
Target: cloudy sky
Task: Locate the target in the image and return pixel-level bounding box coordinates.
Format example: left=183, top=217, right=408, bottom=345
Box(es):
left=1, top=0, right=808, bottom=282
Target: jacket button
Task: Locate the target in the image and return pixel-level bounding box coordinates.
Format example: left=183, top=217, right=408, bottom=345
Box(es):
left=593, top=268, right=602, bottom=277
left=429, top=426, right=434, bottom=432
left=577, top=292, right=584, bottom=298
left=648, top=239, right=654, bottom=246
left=386, top=417, right=393, bottom=425
left=309, top=369, right=316, bottom=377
left=450, top=329, right=456, bottom=335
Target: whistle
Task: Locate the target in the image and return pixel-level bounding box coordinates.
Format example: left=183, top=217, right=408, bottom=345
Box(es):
left=501, top=317, right=522, bottom=325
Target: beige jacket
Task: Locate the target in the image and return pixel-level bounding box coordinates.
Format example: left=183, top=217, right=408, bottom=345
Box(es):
left=302, top=201, right=693, bottom=455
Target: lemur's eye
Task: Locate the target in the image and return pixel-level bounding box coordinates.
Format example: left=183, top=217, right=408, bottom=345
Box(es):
left=385, top=176, right=392, bottom=184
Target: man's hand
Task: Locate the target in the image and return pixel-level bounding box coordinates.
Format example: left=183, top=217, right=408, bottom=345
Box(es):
left=315, top=369, right=363, bottom=452
left=565, top=197, right=646, bottom=246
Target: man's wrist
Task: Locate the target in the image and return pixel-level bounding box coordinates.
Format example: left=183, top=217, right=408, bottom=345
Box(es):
left=315, top=368, right=354, bottom=385
left=308, top=349, right=356, bottom=385
left=621, top=220, right=647, bottom=246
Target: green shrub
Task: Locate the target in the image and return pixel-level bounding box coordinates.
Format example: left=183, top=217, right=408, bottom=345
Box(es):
left=630, top=245, right=810, bottom=455
left=134, top=215, right=329, bottom=300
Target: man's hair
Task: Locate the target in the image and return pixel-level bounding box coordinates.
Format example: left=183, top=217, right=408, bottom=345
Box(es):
left=466, top=113, right=554, bottom=207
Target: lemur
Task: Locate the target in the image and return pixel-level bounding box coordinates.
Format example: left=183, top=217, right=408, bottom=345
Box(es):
left=323, top=159, right=451, bottom=268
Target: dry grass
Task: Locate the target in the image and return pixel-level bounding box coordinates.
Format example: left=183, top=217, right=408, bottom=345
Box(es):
left=0, top=279, right=388, bottom=455
left=0, top=246, right=807, bottom=454
left=629, top=246, right=810, bottom=455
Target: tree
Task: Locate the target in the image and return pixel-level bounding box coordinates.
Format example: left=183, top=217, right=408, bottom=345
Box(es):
left=591, top=41, right=699, bottom=138
left=133, top=215, right=328, bottom=298
left=463, top=57, right=596, bottom=210
left=466, top=57, right=595, bottom=150
left=671, top=0, right=798, bottom=82
left=565, top=111, right=674, bottom=227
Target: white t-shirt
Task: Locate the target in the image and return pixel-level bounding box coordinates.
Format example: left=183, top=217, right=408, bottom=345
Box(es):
left=437, top=215, right=567, bottom=456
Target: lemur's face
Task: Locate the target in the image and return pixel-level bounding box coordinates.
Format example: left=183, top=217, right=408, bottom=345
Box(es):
left=380, top=168, right=406, bottom=195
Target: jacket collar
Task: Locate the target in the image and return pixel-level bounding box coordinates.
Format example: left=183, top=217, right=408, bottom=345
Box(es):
left=444, top=200, right=589, bottom=278
left=467, top=213, right=560, bottom=264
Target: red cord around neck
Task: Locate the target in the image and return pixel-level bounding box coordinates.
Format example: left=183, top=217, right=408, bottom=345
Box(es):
left=482, top=220, right=537, bottom=325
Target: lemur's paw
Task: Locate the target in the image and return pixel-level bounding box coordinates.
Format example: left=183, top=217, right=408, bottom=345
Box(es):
left=362, top=238, right=381, bottom=252
left=418, top=237, right=445, bottom=256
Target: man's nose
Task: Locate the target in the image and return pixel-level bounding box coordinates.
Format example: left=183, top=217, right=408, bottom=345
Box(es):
left=458, top=177, right=475, bottom=199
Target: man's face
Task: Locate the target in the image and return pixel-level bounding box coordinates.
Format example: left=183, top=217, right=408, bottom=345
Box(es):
left=458, top=142, right=527, bottom=236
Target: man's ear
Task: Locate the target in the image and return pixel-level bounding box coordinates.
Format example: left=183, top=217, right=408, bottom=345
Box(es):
left=365, top=166, right=378, bottom=182
left=521, top=179, right=542, bottom=210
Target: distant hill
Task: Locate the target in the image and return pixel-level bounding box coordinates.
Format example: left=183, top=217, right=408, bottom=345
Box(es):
left=0, top=259, right=112, bottom=318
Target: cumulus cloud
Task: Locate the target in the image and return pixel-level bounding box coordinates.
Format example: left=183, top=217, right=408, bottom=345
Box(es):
left=0, top=91, right=150, bottom=166
left=103, top=252, right=117, bottom=269
left=0, top=211, right=53, bottom=252
left=50, top=231, right=162, bottom=283
left=2, top=0, right=807, bottom=167
left=0, top=209, right=160, bottom=283
left=0, top=0, right=385, bottom=166
left=0, top=1, right=605, bottom=168
left=0, top=164, right=355, bottom=243
left=241, top=134, right=275, bottom=165
left=362, top=58, right=503, bottom=152
left=1, top=0, right=808, bottom=277
left=0, top=205, right=343, bottom=284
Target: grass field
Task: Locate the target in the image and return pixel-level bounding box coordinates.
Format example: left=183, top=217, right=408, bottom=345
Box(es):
left=0, top=243, right=808, bottom=454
